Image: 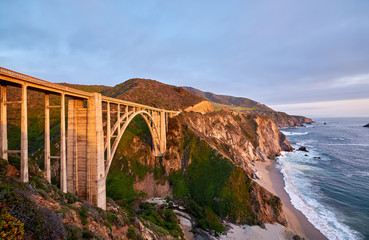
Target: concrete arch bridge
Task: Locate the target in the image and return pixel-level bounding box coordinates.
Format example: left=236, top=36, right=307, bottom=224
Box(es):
left=0, top=67, right=179, bottom=209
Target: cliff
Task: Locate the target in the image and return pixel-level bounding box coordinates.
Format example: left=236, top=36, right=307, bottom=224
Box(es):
left=163, top=109, right=291, bottom=174
left=292, top=115, right=313, bottom=124
left=160, top=110, right=289, bottom=226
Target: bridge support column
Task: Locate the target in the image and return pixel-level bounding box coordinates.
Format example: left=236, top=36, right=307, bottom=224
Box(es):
left=60, top=93, right=67, bottom=193
left=21, top=84, right=28, bottom=182
left=0, top=85, right=7, bottom=160
left=44, top=94, right=51, bottom=182
left=87, top=93, right=106, bottom=210
left=67, top=99, right=87, bottom=197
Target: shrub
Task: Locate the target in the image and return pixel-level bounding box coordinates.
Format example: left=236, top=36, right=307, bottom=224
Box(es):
left=0, top=159, right=8, bottom=175
left=0, top=204, right=24, bottom=240
left=126, top=226, right=143, bottom=240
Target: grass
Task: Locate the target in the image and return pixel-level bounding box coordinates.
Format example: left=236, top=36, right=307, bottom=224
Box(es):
left=211, top=102, right=256, bottom=112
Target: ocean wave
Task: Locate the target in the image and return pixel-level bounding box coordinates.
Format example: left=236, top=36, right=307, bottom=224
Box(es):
left=328, top=137, right=345, bottom=141
left=278, top=154, right=363, bottom=240
left=282, top=131, right=308, bottom=136
left=325, top=143, right=369, bottom=147
left=355, top=171, right=369, bottom=178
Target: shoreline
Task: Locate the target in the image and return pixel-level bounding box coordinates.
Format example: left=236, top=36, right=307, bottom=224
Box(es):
left=254, top=159, right=327, bottom=240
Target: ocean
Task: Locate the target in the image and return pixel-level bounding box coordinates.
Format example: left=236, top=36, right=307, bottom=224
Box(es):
left=279, top=118, right=369, bottom=240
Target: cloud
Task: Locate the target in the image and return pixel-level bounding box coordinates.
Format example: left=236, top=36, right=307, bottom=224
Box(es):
left=270, top=98, right=369, bottom=118
left=330, top=74, right=369, bottom=88
left=1, top=0, right=369, bottom=117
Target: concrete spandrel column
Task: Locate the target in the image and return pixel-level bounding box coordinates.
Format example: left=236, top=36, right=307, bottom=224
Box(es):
left=67, top=98, right=77, bottom=194
left=21, top=84, right=28, bottom=182
left=106, top=102, right=111, bottom=162
left=0, top=85, right=7, bottom=160
left=160, top=111, right=166, bottom=153
left=44, top=94, right=51, bottom=183
left=117, top=104, right=120, bottom=135
left=87, top=93, right=106, bottom=210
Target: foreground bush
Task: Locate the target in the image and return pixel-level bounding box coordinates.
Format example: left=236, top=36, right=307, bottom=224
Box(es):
left=0, top=203, right=25, bottom=240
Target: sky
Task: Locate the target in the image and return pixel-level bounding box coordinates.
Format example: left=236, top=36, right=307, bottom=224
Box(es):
left=1, top=0, right=369, bottom=118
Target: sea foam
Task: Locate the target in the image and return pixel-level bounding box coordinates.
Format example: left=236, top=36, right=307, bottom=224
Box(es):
left=281, top=131, right=308, bottom=136
left=278, top=150, right=362, bottom=240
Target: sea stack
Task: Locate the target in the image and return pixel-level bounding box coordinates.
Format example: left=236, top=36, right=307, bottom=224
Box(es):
left=364, top=123, right=369, bottom=128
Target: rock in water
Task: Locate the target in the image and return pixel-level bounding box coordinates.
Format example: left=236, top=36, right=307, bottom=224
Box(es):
left=298, top=146, right=308, bottom=152
left=363, top=123, right=369, bottom=128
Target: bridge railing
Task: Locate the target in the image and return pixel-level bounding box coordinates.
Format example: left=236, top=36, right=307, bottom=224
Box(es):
left=0, top=67, right=92, bottom=98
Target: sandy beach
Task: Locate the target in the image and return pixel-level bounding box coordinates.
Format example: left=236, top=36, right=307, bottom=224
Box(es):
left=254, top=160, right=328, bottom=240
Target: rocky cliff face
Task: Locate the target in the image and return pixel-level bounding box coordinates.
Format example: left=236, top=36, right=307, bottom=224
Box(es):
left=163, top=109, right=292, bottom=175
left=241, top=110, right=312, bottom=127
left=151, top=109, right=291, bottom=227
left=292, top=115, right=313, bottom=124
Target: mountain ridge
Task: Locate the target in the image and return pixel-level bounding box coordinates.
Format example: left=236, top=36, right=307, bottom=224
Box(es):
left=183, top=86, right=312, bottom=127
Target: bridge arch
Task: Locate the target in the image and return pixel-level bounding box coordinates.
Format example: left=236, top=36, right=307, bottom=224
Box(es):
left=105, top=110, right=162, bottom=174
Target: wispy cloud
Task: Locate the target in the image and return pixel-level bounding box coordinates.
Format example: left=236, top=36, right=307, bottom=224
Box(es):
left=331, top=74, right=369, bottom=88
left=271, top=98, right=369, bottom=118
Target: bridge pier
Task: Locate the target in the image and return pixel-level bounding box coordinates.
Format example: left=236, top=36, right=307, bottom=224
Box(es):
left=87, top=93, right=106, bottom=209
left=21, top=84, right=28, bottom=182
left=44, top=94, right=51, bottom=182
left=67, top=98, right=86, bottom=197
left=0, top=85, right=7, bottom=160
left=67, top=94, right=106, bottom=209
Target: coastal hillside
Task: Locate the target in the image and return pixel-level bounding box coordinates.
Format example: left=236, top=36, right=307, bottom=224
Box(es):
left=1, top=78, right=303, bottom=239
left=0, top=110, right=295, bottom=239
left=184, top=87, right=312, bottom=127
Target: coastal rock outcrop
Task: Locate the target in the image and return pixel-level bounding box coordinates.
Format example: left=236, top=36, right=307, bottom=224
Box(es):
left=298, top=146, right=308, bottom=152
left=363, top=123, right=369, bottom=128
left=184, top=100, right=214, bottom=113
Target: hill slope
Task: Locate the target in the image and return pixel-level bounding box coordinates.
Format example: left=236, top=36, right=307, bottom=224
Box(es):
left=185, top=87, right=273, bottom=112
left=59, top=83, right=112, bottom=93
left=184, top=87, right=312, bottom=127
left=101, top=79, right=205, bottom=111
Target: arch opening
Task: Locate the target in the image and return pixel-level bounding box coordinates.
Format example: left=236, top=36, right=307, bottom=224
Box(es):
left=105, top=114, right=157, bottom=206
